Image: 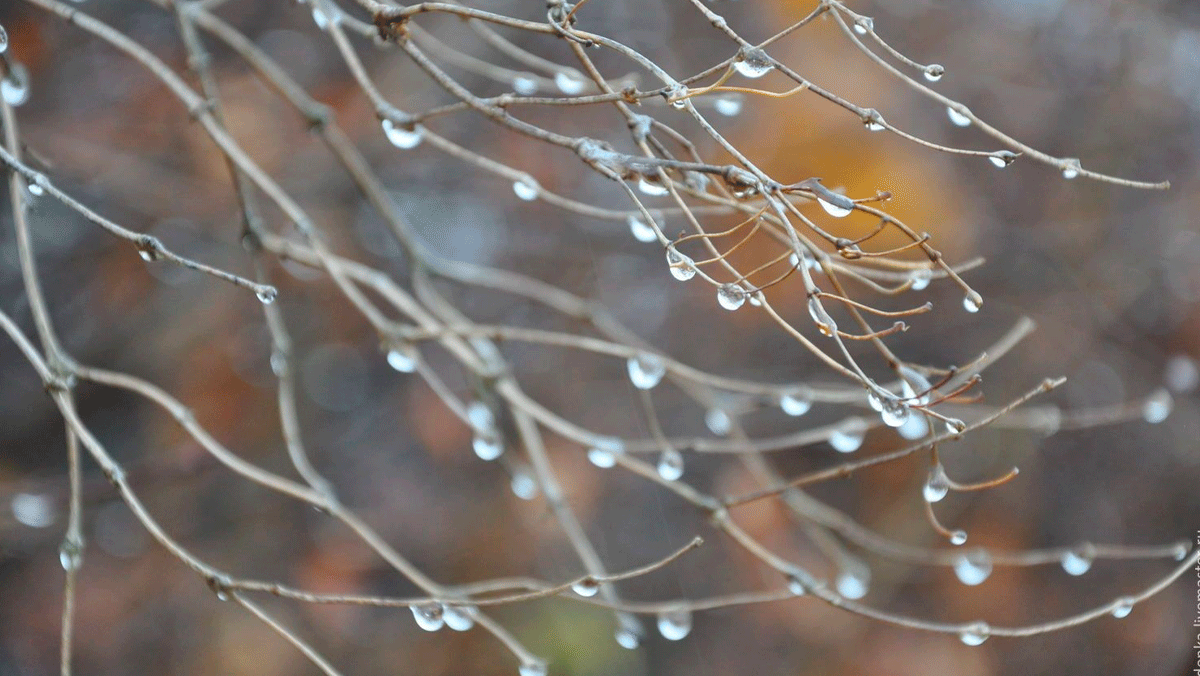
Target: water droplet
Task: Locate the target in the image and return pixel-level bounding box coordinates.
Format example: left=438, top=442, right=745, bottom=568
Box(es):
left=953, top=549, right=993, bottom=586
left=779, top=388, right=813, bottom=417
left=714, top=93, right=743, bottom=117
left=467, top=401, right=494, bottom=430
left=862, top=109, right=885, bottom=131
left=1111, top=597, right=1133, bottom=619
left=510, top=470, right=539, bottom=500
left=138, top=249, right=155, bottom=262
left=311, top=0, right=341, bottom=30
left=519, top=662, right=548, bottom=676
left=587, top=437, right=623, bottom=468
left=627, top=353, right=666, bottom=390
left=867, top=391, right=884, bottom=412
left=946, top=105, right=972, bottom=127
left=555, top=70, right=586, bottom=94
left=1060, top=543, right=1094, bottom=576
left=656, top=608, right=692, bottom=641
left=656, top=448, right=684, bottom=481
left=666, top=247, right=696, bottom=281
left=0, top=24, right=8, bottom=55
left=472, top=430, right=503, bottom=461
left=717, top=283, right=747, bottom=311
left=638, top=176, right=669, bottom=196
left=959, top=621, right=990, bottom=646
left=1, top=63, right=30, bottom=107
left=816, top=195, right=853, bottom=218
left=1142, top=388, right=1172, bottom=424
left=835, top=561, right=870, bottom=599
left=909, top=268, right=933, bottom=291
left=27, top=182, right=44, bottom=197
left=571, top=578, right=600, bottom=597
left=880, top=398, right=909, bottom=428
left=381, top=119, right=424, bottom=149
left=807, top=297, right=838, bottom=337
left=513, top=178, right=539, bottom=201
left=950, top=530, right=968, bottom=546
left=411, top=603, right=445, bottom=631
left=59, top=539, right=83, bottom=572
left=443, top=603, right=477, bottom=631
left=944, top=418, right=967, bottom=434
left=786, top=574, right=808, bottom=596
left=386, top=345, right=418, bottom=373
left=853, top=17, right=874, bottom=34
left=962, top=291, right=982, bottom=313
left=256, top=286, right=279, bottom=305
left=705, top=408, right=732, bottom=436
left=513, top=73, right=539, bottom=95
left=829, top=417, right=868, bottom=453
left=614, top=613, right=642, bottom=649
left=1173, top=541, right=1191, bottom=561
left=988, top=151, right=1018, bottom=168
left=667, top=84, right=689, bottom=109
left=898, top=412, right=929, bottom=440
left=923, top=64, right=945, bottom=82
left=923, top=464, right=950, bottom=502
left=1061, top=158, right=1081, bottom=179
left=734, top=47, right=774, bottom=78
left=628, top=214, right=657, bottom=242
left=1165, top=354, right=1199, bottom=393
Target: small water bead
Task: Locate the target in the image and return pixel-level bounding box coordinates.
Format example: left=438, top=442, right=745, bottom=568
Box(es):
left=1111, top=597, right=1134, bottom=619
left=627, top=353, right=666, bottom=390
left=666, top=248, right=697, bottom=281
left=472, top=430, right=503, bottom=461
left=734, top=47, right=774, bottom=79
left=949, top=530, right=968, bottom=546
left=953, top=549, right=993, bottom=586
left=807, top=297, right=838, bottom=337
left=667, top=84, right=690, bottom=110
left=512, top=178, right=539, bottom=201
left=386, top=345, right=418, bottom=373
left=1061, top=158, right=1082, bottom=180
left=656, top=608, right=693, bottom=641
left=571, top=578, right=600, bottom=597
left=256, top=287, right=279, bottom=305
left=944, top=417, right=967, bottom=434
left=898, top=412, right=929, bottom=440
left=310, top=0, right=341, bottom=30
left=862, top=109, right=885, bottom=132
left=381, top=119, right=424, bottom=149
left=59, top=539, right=83, bottom=572
left=1173, top=541, right=1191, bottom=561
left=1, top=63, right=30, bottom=107
left=519, top=662, right=548, bottom=676
left=1142, top=388, right=1173, bottom=424
left=816, top=195, right=853, bottom=218
left=962, top=291, right=982, bottom=313
left=908, top=268, right=933, bottom=291
left=923, top=64, right=945, bottom=82
left=786, top=574, right=808, bottom=596
left=628, top=214, right=657, bottom=243
left=828, top=417, right=868, bottom=453
left=510, top=470, right=539, bottom=500
left=411, top=603, right=445, bottom=631
left=442, top=604, right=477, bottom=631
left=923, top=463, right=950, bottom=503
left=713, top=93, right=743, bottom=117
left=27, top=182, right=44, bottom=197
left=656, top=448, right=684, bottom=481
left=988, top=150, right=1018, bottom=168
left=716, top=283, right=747, bottom=311
left=867, top=391, right=884, bottom=412
left=835, top=562, right=870, bottom=600
left=0, top=24, right=8, bottom=55
left=1060, top=543, right=1095, bottom=576
left=779, top=388, right=813, bottom=417
left=587, top=437, right=623, bottom=468
left=554, top=70, right=586, bottom=94
left=853, top=16, right=874, bottom=34
left=946, top=105, right=972, bottom=127
left=614, top=613, right=643, bottom=650
left=705, top=408, right=732, bottom=436
left=638, top=176, right=669, bottom=196
left=513, top=73, right=539, bottom=95
left=467, top=401, right=495, bottom=430
left=959, top=622, right=990, bottom=646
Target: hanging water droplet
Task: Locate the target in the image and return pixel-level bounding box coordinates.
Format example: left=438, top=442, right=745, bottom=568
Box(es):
left=705, top=408, right=732, bottom=436
left=946, top=105, right=972, bottom=127
left=256, top=287, right=279, bottom=305
left=835, top=561, right=870, bottom=600
left=734, top=47, right=774, bottom=78
left=627, top=353, right=666, bottom=390
left=628, top=214, right=657, bottom=242
left=807, top=297, right=838, bottom=337
left=1060, top=543, right=1095, bottom=576
left=467, top=401, right=495, bottom=431
left=58, top=537, right=83, bottom=571
left=716, top=283, right=747, bottom=311
left=586, top=437, right=623, bottom=468
left=554, top=70, right=586, bottom=94
left=786, top=574, right=808, bottom=596
left=944, top=418, right=967, bottom=434
left=638, top=176, right=669, bottom=196
left=381, top=119, right=424, bottom=149
left=909, top=268, right=933, bottom=291
left=1111, top=597, right=1134, bottom=619
left=571, top=578, right=600, bottom=597
left=988, top=150, right=1018, bottom=168
left=1173, top=541, right=1191, bottom=561
left=853, top=16, right=874, bottom=34
left=959, top=621, right=990, bottom=646
left=828, top=417, right=868, bottom=453
left=386, top=345, right=418, bottom=373
left=962, top=291, right=982, bottom=313
left=666, top=247, right=697, bottom=281
left=713, top=93, right=743, bottom=117
left=656, top=448, right=684, bottom=481
left=510, top=469, right=538, bottom=500
left=137, top=249, right=155, bottom=262
left=867, top=391, right=884, bottom=412
left=862, top=109, right=885, bottom=131
left=923, top=464, right=950, bottom=502
left=950, top=530, right=968, bottom=546
left=513, top=73, right=539, bottom=95
left=898, top=412, right=929, bottom=440
left=656, top=608, right=692, bottom=641
left=472, top=430, right=503, bottom=461
left=519, top=662, right=548, bottom=676
left=816, top=195, right=853, bottom=218
left=880, top=395, right=912, bottom=425
left=614, top=613, right=643, bottom=650
left=411, top=603, right=445, bottom=631
left=953, top=549, right=993, bottom=586
left=27, top=182, right=44, bottom=197
left=1142, top=388, right=1172, bottom=424
left=311, top=0, right=341, bottom=30
left=0, top=24, right=8, bottom=55
left=513, top=178, right=539, bottom=201
left=923, top=64, right=945, bottom=82
left=666, top=83, right=689, bottom=109
left=1, top=63, right=30, bottom=107
left=779, top=388, right=813, bottom=417
left=442, top=603, right=477, bottom=631
left=1061, top=158, right=1081, bottom=179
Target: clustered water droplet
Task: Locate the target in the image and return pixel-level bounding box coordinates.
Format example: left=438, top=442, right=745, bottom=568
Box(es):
left=828, top=417, right=867, bottom=453
left=656, top=608, right=692, bottom=641
left=953, top=549, right=993, bottom=586
left=716, top=283, right=748, bottom=311
left=666, top=247, right=697, bottom=281
left=381, top=119, right=424, bottom=149
left=733, top=47, right=774, bottom=78
left=627, top=353, right=666, bottom=390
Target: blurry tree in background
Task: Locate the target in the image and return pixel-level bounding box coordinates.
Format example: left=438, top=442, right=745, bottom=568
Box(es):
left=0, top=1, right=1198, bottom=675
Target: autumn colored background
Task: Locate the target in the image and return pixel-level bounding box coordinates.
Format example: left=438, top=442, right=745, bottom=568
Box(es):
left=1, top=1, right=1198, bottom=674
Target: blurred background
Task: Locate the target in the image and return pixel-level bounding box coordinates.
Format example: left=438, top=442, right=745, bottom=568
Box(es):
left=0, top=0, right=1198, bottom=674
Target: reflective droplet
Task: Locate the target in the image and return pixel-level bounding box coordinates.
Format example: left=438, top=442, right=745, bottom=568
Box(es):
left=953, top=549, right=993, bottom=586
left=1142, top=388, right=1172, bottom=424
left=853, top=17, right=874, bottom=34
left=59, top=539, right=83, bottom=572
left=950, top=530, right=968, bottom=546
left=513, top=73, right=539, bottom=95
left=386, top=345, right=418, bottom=373
left=656, top=608, right=692, bottom=641
left=587, top=437, right=623, bottom=468
left=1165, top=354, right=1199, bottom=393
left=898, top=412, right=929, bottom=440
left=880, top=398, right=910, bottom=428
left=510, top=470, right=539, bottom=500
left=27, top=182, right=44, bottom=197
left=411, top=603, right=444, bottom=631
left=138, top=249, right=155, bottom=262
left=734, top=47, right=774, bottom=78
left=667, top=84, right=689, bottom=109
left=513, top=178, right=539, bottom=201
left=779, top=388, right=813, bottom=417
left=705, top=408, right=732, bottom=436
left=519, top=662, right=548, bottom=676
left=923, top=64, right=945, bottom=82
left=1061, top=158, right=1081, bottom=180
left=638, top=176, right=669, bottom=196
left=256, top=287, right=279, bottom=305
left=1174, top=541, right=1191, bottom=561
left=835, top=561, right=870, bottom=600
left=944, top=418, right=967, bottom=434
left=554, top=70, right=586, bottom=94
left=1060, top=544, right=1094, bottom=576
left=962, top=291, right=982, bottom=313
left=828, top=417, right=867, bottom=453
left=909, top=268, right=932, bottom=290
left=628, top=214, right=657, bottom=242
left=443, top=603, right=477, bottom=631
left=713, top=93, right=743, bottom=117
left=0, top=24, right=8, bottom=55
left=627, top=353, right=666, bottom=390
left=717, top=283, right=747, bottom=311
left=472, top=430, right=503, bottom=461
left=666, top=248, right=697, bottom=281
left=614, top=613, right=642, bottom=650
left=959, top=621, right=990, bottom=646
left=786, top=574, right=808, bottom=596
left=988, top=150, right=1018, bottom=168
left=656, top=448, right=684, bottom=481
left=381, top=119, right=424, bottom=149
left=867, top=391, right=885, bottom=412
left=1111, top=597, right=1133, bottom=619
left=816, top=195, right=853, bottom=218
left=467, top=401, right=495, bottom=430
left=807, top=297, right=838, bottom=337
left=311, top=0, right=341, bottom=30
left=946, top=105, right=972, bottom=127
left=923, top=464, right=950, bottom=503
left=571, top=578, right=600, bottom=597
left=1, top=63, right=30, bottom=107
left=862, top=109, right=885, bottom=131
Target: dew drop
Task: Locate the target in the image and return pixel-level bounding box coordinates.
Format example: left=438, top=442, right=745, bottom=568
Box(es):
left=953, top=549, right=993, bottom=586
left=867, top=391, right=884, bottom=412
left=59, top=539, right=83, bottom=572
left=898, top=412, right=929, bottom=440
left=27, top=182, right=44, bottom=197
left=734, top=47, right=774, bottom=78
left=256, top=287, right=279, bottom=305
left=510, top=470, right=539, bottom=500
left=138, top=249, right=155, bottom=262
left=1165, top=354, right=1199, bottom=393
left=908, top=268, right=933, bottom=291
left=880, top=398, right=910, bottom=428
left=923, top=464, right=950, bottom=503
left=667, top=84, right=689, bottom=109
left=472, top=430, right=503, bottom=461
left=443, top=603, right=477, bottom=631
left=519, top=662, right=548, bottom=676
left=863, top=109, right=885, bottom=131
left=587, top=437, right=623, bottom=468
left=828, top=417, right=867, bottom=453
left=807, top=297, right=838, bottom=337
left=1173, top=541, right=1191, bottom=561
left=666, top=248, right=697, bottom=281
left=779, top=388, right=813, bottom=417
left=853, top=17, right=874, bottom=34
left=1111, top=597, right=1133, bottom=619
left=950, top=530, right=968, bottom=546
left=554, top=70, right=586, bottom=94
left=381, top=119, right=424, bottom=149
left=944, top=418, right=967, bottom=434
left=638, top=176, right=669, bottom=196
left=835, top=561, right=870, bottom=600
left=656, top=448, right=684, bottom=481
left=1, top=63, right=30, bottom=107
left=959, top=621, right=990, bottom=646
left=467, top=401, right=494, bottom=431
left=1060, top=543, right=1094, bottom=576
left=571, top=578, right=600, bottom=597
left=716, top=283, right=747, bottom=311
left=1061, top=158, right=1081, bottom=180
left=311, top=1, right=341, bottom=30
left=513, top=178, right=539, bottom=201
left=816, top=195, right=853, bottom=218
left=0, top=24, right=7, bottom=55
left=946, top=105, right=972, bottom=127
left=411, top=603, right=445, bottom=631
left=627, top=353, right=666, bottom=390
left=988, top=150, right=1018, bottom=168
left=657, top=608, right=692, bottom=641
left=786, top=574, right=808, bottom=596
left=923, top=64, right=945, bottom=82
left=705, top=408, right=732, bottom=436
left=614, top=613, right=643, bottom=650
left=628, top=214, right=657, bottom=243
left=713, top=93, right=743, bottom=117
left=1142, top=388, right=1172, bottom=424
left=962, top=291, right=982, bottom=313
left=386, top=345, right=418, bottom=373
left=513, top=73, right=539, bottom=95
